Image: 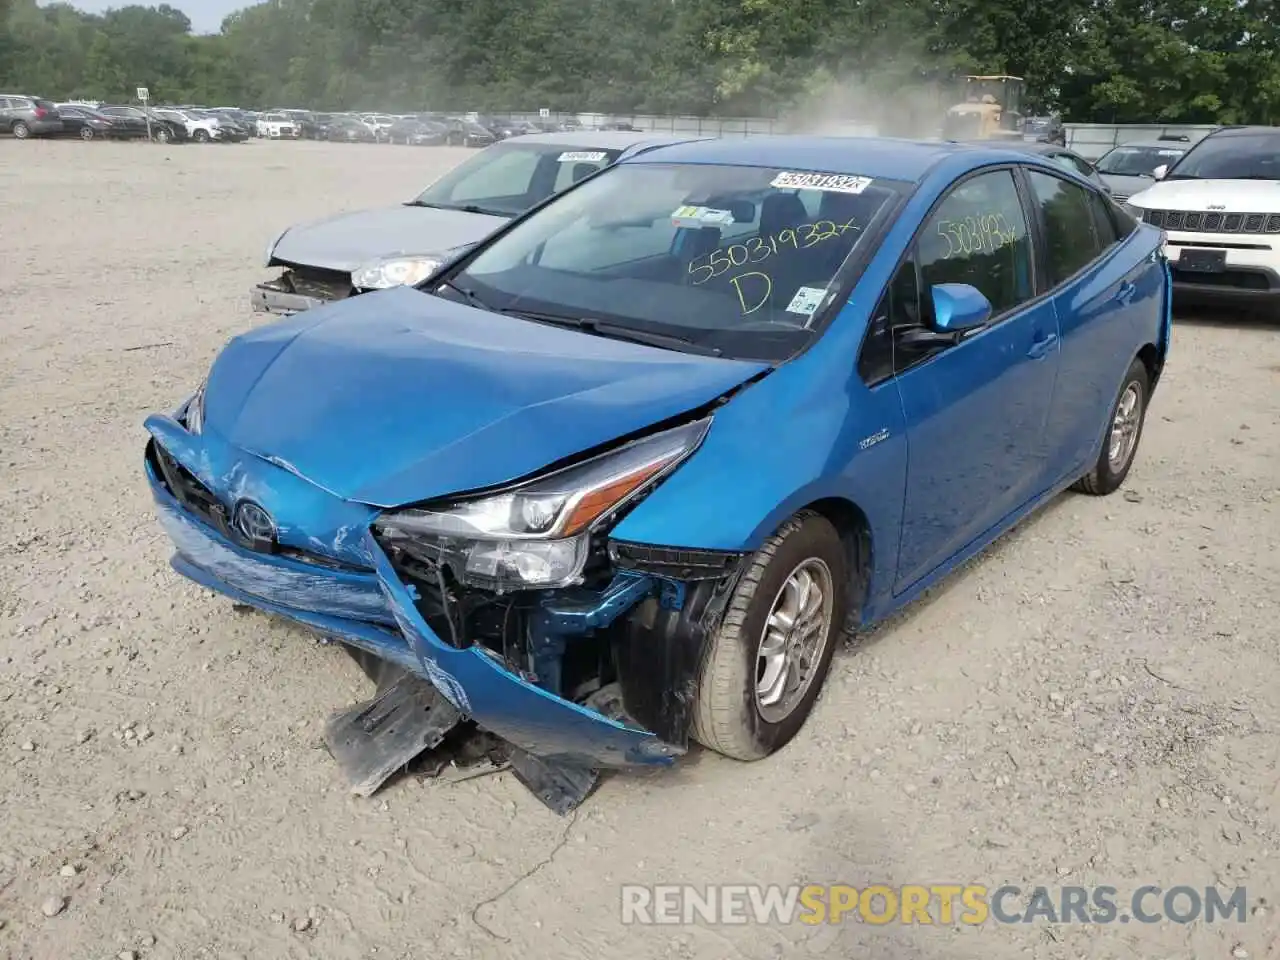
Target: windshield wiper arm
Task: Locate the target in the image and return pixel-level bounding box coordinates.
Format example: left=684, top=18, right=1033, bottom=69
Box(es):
left=509, top=311, right=723, bottom=357
left=405, top=199, right=505, bottom=216
left=438, top=280, right=491, bottom=311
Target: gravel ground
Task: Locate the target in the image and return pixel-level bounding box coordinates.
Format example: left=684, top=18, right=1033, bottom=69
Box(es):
left=0, top=139, right=1277, bottom=960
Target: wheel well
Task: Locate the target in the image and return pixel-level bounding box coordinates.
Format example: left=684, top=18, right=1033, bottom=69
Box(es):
left=802, top=497, right=873, bottom=616
left=1138, top=342, right=1162, bottom=387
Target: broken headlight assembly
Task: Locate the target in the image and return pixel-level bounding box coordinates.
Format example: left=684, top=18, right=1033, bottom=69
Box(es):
left=373, top=417, right=712, bottom=591
left=181, top=380, right=206, bottom=435
left=352, top=255, right=445, bottom=291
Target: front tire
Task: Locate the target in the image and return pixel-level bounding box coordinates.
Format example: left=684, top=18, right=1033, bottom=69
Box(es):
left=154, top=126, right=171, bottom=143
left=1073, top=357, right=1150, bottom=495
left=193, top=129, right=209, bottom=143
left=79, top=126, right=95, bottom=141
left=692, top=510, right=848, bottom=761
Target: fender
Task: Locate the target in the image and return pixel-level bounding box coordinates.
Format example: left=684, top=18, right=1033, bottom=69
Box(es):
left=610, top=302, right=909, bottom=612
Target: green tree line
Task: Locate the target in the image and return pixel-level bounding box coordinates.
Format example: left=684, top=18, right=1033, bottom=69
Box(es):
left=2, top=0, right=1278, bottom=124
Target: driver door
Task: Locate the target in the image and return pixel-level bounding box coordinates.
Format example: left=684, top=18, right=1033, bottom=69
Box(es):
left=892, top=167, right=1061, bottom=593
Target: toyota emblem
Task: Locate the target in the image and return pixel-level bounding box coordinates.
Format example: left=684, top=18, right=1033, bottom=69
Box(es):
left=233, top=501, right=276, bottom=544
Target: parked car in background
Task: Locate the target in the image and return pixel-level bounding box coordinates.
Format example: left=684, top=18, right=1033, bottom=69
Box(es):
left=154, top=137, right=1169, bottom=809
left=98, top=104, right=188, bottom=143
left=153, top=107, right=223, bottom=143
left=309, top=113, right=336, bottom=139
left=327, top=116, right=378, bottom=143
left=443, top=117, right=497, bottom=147
left=201, top=110, right=250, bottom=142
left=0, top=95, right=63, bottom=139
left=1093, top=141, right=1188, bottom=203
left=490, top=118, right=541, bottom=138
left=52, top=103, right=132, bottom=140
left=386, top=117, right=449, bottom=145
left=972, top=140, right=1110, bottom=192
left=257, top=112, right=301, bottom=139
left=1022, top=114, right=1066, bottom=145
left=254, top=131, right=705, bottom=314
left=360, top=113, right=397, bottom=141
left=280, top=110, right=323, bottom=139
left=599, top=120, right=641, bottom=131
left=1124, top=125, right=1280, bottom=311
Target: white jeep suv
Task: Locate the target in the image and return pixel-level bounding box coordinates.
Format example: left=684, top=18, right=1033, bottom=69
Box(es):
left=1125, top=126, right=1280, bottom=311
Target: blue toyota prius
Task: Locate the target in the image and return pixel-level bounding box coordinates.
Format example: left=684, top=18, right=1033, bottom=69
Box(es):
left=144, top=136, right=1171, bottom=795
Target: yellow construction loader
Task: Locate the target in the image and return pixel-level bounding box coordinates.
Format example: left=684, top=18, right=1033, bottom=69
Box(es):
left=941, top=75, right=1026, bottom=141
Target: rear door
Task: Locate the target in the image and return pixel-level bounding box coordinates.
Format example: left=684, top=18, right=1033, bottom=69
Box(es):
left=1024, top=169, right=1160, bottom=478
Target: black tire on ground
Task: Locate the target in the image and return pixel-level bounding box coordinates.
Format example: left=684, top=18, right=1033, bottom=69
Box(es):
left=79, top=126, right=95, bottom=141
left=1073, top=356, right=1150, bottom=496
left=154, top=127, right=170, bottom=143
left=691, top=509, right=850, bottom=761
left=12, top=120, right=30, bottom=139
left=193, top=129, right=209, bottom=143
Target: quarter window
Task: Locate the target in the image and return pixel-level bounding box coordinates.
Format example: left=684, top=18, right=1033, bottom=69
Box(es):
left=1026, top=171, right=1103, bottom=285
left=917, top=169, right=1034, bottom=317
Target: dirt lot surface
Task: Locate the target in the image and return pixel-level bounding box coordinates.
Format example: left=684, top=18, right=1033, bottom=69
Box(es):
left=0, top=139, right=1277, bottom=960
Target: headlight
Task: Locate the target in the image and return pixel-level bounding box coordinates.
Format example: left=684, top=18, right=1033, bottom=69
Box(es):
left=351, top=255, right=445, bottom=290
left=374, top=417, right=711, bottom=590
left=182, top=381, right=206, bottom=435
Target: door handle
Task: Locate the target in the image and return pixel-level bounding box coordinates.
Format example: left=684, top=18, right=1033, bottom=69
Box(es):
left=1115, top=280, right=1137, bottom=305
left=1027, top=332, right=1058, bottom=360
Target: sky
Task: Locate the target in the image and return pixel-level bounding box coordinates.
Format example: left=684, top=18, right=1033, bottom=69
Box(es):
left=49, top=0, right=246, bottom=33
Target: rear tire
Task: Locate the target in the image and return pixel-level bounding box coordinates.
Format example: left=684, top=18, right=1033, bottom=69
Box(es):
left=12, top=120, right=30, bottom=139
left=1073, top=357, right=1150, bottom=496
left=691, top=510, right=849, bottom=761
left=154, top=126, right=170, bottom=143
left=193, top=129, right=209, bottom=143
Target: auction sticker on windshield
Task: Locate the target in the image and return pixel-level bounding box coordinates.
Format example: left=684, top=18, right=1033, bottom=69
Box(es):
left=558, top=151, right=609, bottom=162
left=771, top=172, right=873, bottom=194
left=671, top=205, right=736, bottom=228
left=786, top=286, right=828, bottom=316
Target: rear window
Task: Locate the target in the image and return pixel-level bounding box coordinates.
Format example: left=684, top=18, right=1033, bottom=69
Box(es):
left=35, top=100, right=57, bottom=111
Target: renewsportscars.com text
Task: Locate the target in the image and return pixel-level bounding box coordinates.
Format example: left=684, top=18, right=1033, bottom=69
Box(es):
left=620, top=884, right=1250, bottom=926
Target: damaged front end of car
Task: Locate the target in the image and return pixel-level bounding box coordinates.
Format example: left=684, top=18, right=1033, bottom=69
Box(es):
left=143, top=404, right=750, bottom=814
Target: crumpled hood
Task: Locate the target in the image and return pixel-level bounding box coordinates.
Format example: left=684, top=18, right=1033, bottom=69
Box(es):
left=270, top=204, right=509, bottom=273
left=201, top=286, right=768, bottom=508
left=1128, top=178, right=1280, bottom=214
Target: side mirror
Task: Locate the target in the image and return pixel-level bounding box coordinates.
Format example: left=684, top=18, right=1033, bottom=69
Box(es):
left=1152, top=164, right=1168, bottom=180
left=931, top=283, right=992, bottom=333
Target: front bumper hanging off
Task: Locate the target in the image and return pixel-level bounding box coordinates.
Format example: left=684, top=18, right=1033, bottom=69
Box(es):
left=143, top=416, right=743, bottom=810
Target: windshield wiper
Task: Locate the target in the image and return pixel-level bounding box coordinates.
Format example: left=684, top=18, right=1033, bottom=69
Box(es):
left=437, top=280, right=492, bottom=311
left=508, top=310, right=724, bottom=357
left=405, top=200, right=506, bottom=216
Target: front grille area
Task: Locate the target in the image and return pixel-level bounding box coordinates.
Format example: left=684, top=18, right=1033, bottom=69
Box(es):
left=148, top=439, right=222, bottom=528
left=1144, top=209, right=1280, bottom=234
left=1172, top=268, right=1273, bottom=290
left=278, top=263, right=353, bottom=301
left=148, top=439, right=368, bottom=572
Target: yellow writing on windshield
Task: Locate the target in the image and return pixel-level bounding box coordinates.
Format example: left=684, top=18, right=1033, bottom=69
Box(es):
left=936, top=213, right=1018, bottom=260
left=687, top=217, right=861, bottom=286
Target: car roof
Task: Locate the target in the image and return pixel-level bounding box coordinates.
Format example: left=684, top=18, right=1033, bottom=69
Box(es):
left=508, top=130, right=703, bottom=150
left=621, top=135, right=1040, bottom=183
left=1104, top=140, right=1188, bottom=150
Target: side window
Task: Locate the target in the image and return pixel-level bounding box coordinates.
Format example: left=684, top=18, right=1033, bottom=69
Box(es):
left=1026, top=171, right=1103, bottom=285
left=917, top=169, right=1034, bottom=317
left=859, top=256, right=920, bottom=384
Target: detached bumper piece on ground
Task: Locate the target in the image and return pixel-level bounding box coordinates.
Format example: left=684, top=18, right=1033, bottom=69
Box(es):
left=144, top=417, right=746, bottom=814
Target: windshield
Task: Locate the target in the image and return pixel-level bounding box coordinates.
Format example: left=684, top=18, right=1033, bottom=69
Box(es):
left=1166, top=133, right=1280, bottom=180
left=1097, top=145, right=1185, bottom=176
left=411, top=142, right=623, bottom=216
left=439, top=162, right=905, bottom=362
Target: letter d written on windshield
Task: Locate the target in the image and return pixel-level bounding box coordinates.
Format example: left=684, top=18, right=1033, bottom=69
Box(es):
left=731, top=272, right=772, bottom=315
